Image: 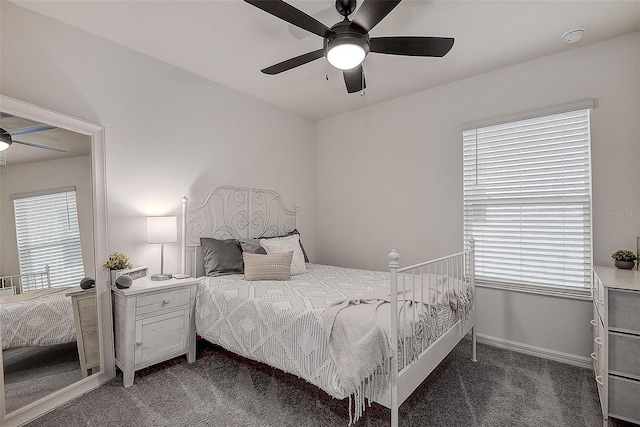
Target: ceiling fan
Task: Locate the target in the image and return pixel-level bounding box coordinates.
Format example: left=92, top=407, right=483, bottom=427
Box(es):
left=245, top=0, right=454, bottom=94
left=0, top=123, right=67, bottom=153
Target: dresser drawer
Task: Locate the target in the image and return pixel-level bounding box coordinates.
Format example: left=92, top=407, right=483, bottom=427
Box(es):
left=608, top=289, right=640, bottom=332
left=136, top=287, right=191, bottom=316
left=608, top=375, right=640, bottom=423
left=609, top=332, right=640, bottom=378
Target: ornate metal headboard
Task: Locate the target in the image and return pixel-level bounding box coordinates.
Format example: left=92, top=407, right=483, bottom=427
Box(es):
left=180, top=186, right=298, bottom=275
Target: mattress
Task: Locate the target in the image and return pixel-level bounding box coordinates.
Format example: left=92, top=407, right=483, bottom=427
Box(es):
left=1, top=286, right=77, bottom=350
left=195, top=263, right=466, bottom=400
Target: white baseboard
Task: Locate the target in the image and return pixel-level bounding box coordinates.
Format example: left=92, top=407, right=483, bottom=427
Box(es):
left=470, top=333, right=592, bottom=369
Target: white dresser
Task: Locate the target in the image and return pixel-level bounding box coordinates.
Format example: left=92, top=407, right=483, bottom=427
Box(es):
left=592, top=266, right=640, bottom=424
left=112, top=277, right=198, bottom=387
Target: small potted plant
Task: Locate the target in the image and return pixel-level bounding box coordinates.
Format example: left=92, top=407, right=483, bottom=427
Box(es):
left=611, top=249, right=637, bottom=270
left=103, top=252, right=134, bottom=285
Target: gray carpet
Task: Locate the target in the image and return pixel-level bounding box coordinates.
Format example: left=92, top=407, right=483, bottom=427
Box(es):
left=4, top=343, right=82, bottom=414
left=26, top=340, right=635, bottom=427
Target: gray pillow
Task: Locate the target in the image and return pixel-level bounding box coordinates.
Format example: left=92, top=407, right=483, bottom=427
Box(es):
left=259, top=229, right=309, bottom=263
left=239, top=239, right=267, bottom=255
left=200, top=238, right=243, bottom=276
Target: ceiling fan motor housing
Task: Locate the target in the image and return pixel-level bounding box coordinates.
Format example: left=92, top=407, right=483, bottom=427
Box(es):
left=335, top=0, right=357, bottom=17
left=323, top=20, right=370, bottom=62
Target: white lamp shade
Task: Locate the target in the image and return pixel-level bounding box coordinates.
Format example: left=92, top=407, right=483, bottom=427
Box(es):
left=147, top=216, right=177, bottom=244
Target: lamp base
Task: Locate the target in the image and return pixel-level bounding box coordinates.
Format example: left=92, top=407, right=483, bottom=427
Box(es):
left=150, top=273, right=173, bottom=281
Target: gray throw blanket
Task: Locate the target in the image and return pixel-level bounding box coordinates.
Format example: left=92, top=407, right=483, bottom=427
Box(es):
left=324, top=285, right=448, bottom=425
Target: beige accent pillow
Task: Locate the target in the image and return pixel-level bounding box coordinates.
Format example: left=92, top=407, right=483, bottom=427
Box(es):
left=243, top=251, right=293, bottom=281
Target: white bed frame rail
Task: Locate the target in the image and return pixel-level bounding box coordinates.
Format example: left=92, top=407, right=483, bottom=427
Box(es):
left=383, top=239, right=477, bottom=427
left=0, top=265, right=51, bottom=296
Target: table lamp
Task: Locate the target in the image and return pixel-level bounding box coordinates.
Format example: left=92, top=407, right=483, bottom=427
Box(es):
left=147, top=216, right=177, bottom=281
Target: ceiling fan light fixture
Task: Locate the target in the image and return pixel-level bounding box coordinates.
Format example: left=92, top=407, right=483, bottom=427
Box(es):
left=327, top=42, right=366, bottom=70
left=0, top=129, right=12, bottom=152
left=325, top=31, right=369, bottom=70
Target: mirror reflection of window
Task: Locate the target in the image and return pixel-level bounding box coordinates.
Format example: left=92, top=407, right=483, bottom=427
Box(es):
left=12, top=188, right=85, bottom=292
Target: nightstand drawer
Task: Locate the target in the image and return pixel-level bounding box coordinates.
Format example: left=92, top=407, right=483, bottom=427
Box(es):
left=136, top=288, right=191, bottom=316
left=609, top=332, right=640, bottom=378
left=608, top=289, right=640, bottom=332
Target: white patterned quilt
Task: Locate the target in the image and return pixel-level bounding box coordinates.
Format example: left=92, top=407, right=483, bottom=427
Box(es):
left=1, top=286, right=77, bottom=350
left=195, top=264, right=467, bottom=401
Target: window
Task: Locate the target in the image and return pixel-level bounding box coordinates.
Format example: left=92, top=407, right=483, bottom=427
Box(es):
left=13, top=188, right=85, bottom=291
left=463, top=104, right=592, bottom=294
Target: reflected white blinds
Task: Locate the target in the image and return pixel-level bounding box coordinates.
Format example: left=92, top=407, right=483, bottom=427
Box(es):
left=13, top=189, right=85, bottom=291
left=463, top=108, right=592, bottom=289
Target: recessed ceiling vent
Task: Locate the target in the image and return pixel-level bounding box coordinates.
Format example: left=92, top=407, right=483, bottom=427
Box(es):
left=562, top=27, right=586, bottom=44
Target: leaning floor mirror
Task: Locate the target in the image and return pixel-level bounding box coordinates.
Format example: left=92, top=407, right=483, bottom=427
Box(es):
left=0, top=95, right=114, bottom=427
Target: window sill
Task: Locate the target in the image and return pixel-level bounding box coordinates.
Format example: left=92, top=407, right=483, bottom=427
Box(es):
left=475, top=280, right=593, bottom=301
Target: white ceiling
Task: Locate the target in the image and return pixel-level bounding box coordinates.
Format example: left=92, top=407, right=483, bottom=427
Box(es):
left=11, top=0, right=640, bottom=121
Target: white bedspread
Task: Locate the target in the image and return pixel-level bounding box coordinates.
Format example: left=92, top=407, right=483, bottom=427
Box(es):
left=1, top=286, right=77, bottom=350
left=195, top=264, right=468, bottom=407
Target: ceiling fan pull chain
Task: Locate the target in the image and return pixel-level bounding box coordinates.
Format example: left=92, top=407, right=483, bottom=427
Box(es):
left=360, top=70, right=365, bottom=97
left=326, top=60, right=329, bottom=81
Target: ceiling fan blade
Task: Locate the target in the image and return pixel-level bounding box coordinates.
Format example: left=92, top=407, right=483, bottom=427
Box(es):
left=370, top=36, right=454, bottom=57
left=245, top=0, right=334, bottom=38
left=343, top=65, right=366, bottom=94
left=9, top=125, right=57, bottom=136
left=350, top=0, right=401, bottom=34
left=12, top=140, right=68, bottom=153
left=261, top=49, right=324, bottom=75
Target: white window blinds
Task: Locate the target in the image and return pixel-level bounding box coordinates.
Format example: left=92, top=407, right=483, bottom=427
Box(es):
left=463, top=108, right=592, bottom=289
left=13, top=189, right=85, bottom=291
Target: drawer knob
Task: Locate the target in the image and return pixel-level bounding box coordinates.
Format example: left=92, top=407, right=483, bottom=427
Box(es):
left=163, top=299, right=170, bottom=305
left=135, top=341, right=142, bottom=347
left=590, top=352, right=597, bottom=361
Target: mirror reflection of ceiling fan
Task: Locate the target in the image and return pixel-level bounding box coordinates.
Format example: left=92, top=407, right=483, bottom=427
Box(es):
left=0, top=113, right=91, bottom=169
left=0, top=124, right=68, bottom=153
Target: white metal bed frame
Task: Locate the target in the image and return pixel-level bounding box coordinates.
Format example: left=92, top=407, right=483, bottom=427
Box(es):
left=180, top=185, right=477, bottom=427
left=0, top=265, right=51, bottom=296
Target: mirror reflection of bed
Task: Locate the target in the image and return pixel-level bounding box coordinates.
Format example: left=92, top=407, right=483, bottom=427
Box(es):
left=0, top=113, right=99, bottom=416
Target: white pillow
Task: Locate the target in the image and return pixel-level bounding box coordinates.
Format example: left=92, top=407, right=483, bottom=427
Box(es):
left=260, top=234, right=307, bottom=275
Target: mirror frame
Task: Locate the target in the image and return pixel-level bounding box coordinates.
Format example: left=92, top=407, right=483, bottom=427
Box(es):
left=0, top=95, right=115, bottom=426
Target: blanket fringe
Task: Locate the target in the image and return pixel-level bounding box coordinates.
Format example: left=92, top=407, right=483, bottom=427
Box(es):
left=348, top=358, right=393, bottom=426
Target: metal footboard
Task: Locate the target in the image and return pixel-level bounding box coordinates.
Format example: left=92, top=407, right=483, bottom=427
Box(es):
left=0, top=265, right=51, bottom=295
left=385, top=239, right=476, bottom=427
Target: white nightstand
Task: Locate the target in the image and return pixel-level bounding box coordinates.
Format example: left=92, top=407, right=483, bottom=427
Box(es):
left=112, top=276, right=199, bottom=388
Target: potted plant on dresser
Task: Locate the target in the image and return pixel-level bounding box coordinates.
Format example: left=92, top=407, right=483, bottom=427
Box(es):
left=611, top=249, right=637, bottom=269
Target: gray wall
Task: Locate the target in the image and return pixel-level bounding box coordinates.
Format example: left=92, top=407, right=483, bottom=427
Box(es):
left=2, top=1, right=639, bottom=363
left=0, top=2, right=317, bottom=276
left=316, top=32, right=640, bottom=362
